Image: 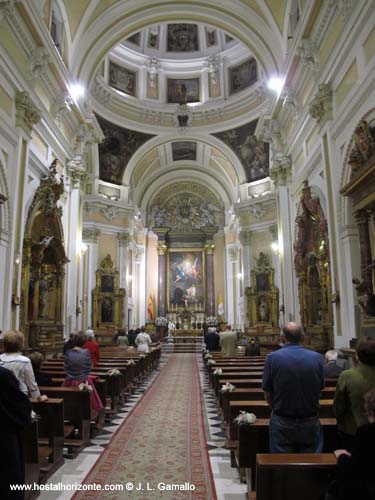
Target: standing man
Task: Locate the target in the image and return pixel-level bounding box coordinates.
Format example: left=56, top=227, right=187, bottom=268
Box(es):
left=205, top=327, right=220, bottom=351
left=220, top=324, right=238, bottom=357
left=262, top=323, right=324, bottom=452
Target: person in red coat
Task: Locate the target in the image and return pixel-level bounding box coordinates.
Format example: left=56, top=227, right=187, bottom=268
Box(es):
left=83, top=329, right=100, bottom=367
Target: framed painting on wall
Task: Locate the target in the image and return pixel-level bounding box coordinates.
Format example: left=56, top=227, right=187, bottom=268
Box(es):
left=167, top=78, right=200, bottom=103
left=167, top=250, right=205, bottom=309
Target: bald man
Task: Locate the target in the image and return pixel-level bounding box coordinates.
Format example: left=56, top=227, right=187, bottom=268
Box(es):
left=262, top=322, right=324, bottom=453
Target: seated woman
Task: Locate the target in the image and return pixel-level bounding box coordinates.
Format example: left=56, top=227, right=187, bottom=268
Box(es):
left=28, top=351, right=53, bottom=386
left=63, top=332, right=103, bottom=419
left=116, top=329, right=129, bottom=347
left=0, top=330, right=48, bottom=401
left=326, top=388, right=375, bottom=500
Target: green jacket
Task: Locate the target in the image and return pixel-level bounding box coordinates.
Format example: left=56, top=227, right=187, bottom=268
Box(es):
left=334, top=362, right=375, bottom=436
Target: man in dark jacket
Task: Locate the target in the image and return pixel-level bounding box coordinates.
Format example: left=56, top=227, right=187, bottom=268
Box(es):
left=0, top=366, right=32, bottom=499
left=205, top=327, right=220, bottom=351
left=246, top=337, right=261, bottom=356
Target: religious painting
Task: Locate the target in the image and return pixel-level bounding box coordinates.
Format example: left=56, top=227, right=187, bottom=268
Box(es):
left=109, top=61, right=137, bottom=97
left=101, top=275, right=114, bottom=293
left=168, top=250, right=205, bottom=309
left=96, top=115, right=154, bottom=185
left=147, top=26, right=160, bottom=49
left=126, top=32, right=141, bottom=46
left=205, top=27, right=217, bottom=47
left=172, top=141, right=197, bottom=161
left=167, top=24, right=199, bottom=52
left=101, top=297, right=113, bottom=323
left=167, top=78, right=200, bottom=103
left=213, top=120, right=269, bottom=183
left=229, top=57, right=257, bottom=95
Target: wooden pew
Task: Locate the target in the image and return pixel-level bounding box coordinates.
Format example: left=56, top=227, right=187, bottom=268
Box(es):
left=228, top=400, right=335, bottom=441
left=31, top=399, right=65, bottom=480
left=21, top=419, right=40, bottom=499
left=38, top=387, right=92, bottom=456
left=254, top=453, right=336, bottom=500
left=236, top=418, right=338, bottom=489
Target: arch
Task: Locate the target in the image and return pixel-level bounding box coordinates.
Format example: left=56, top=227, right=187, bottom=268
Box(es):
left=71, top=1, right=283, bottom=87
left=138, top=169, right=233, bottom=214
left=124, top=133, right=247, bottom=188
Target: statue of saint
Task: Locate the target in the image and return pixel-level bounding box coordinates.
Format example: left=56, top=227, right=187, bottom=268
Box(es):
left=258, top=298, right=269, bottom=322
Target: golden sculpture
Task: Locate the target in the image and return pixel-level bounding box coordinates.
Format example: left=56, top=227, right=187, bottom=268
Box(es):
left=246, top=252, right=279, bottom=329
left=21, top=160, right=68, bottom=352
left=92, top=254, right=125, bottom=342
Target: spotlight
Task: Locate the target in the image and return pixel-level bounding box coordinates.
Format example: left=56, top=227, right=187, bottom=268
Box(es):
left=69, top=84, right=85, bottom=100
left=267, top=77, right=284, bottom=95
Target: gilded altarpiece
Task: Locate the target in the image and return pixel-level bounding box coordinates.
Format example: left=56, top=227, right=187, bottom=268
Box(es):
left=294, top=181, right=333, bottom=349
left=246, top=253, right=279, bottom=328
left=341, top=119, right=375, bottom=334
left=92, top=255, right=125, bottom=338
left=21, top=160, right=68, bottom=352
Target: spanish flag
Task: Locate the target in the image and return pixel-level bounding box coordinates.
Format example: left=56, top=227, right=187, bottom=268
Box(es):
left=148, top=293, right=155, bottom=321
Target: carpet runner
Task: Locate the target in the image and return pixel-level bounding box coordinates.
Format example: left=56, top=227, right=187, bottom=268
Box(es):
left=75, top=354, right=216, bottom=499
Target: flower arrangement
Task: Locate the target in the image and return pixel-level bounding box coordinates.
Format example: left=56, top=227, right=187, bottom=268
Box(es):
left=127, top=360, right=136, bottom=365
left=78, top=382, right=93, bottom=392
left=204, top=353, right=213, bottom=360
left=155, top=316, right=168, bottom=326
left=234, top=411, right=256, bottom=424
left=221, top=382, right=236, bottom=393
left=213, top=368, right=223, bottom=375
left=206, top=316, right=217, bottom=326
left=107, top=368, right=121, bottom=376
left=207, top=359, right=216, bottom=366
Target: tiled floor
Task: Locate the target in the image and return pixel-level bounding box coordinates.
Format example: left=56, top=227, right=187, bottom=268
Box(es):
left=38, top=349, right=246, bottom=499
left=197, top=353, right=247, bottom=500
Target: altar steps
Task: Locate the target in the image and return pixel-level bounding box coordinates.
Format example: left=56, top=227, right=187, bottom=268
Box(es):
left=163, top=341, right=203, bottom=354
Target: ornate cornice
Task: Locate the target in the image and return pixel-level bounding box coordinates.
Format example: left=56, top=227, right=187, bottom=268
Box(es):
left=66, top=159, right=88, bottom=188
left=27, top=46, right=51, bottom=81
left=0, top=0, right=19, bottom=24
left=82, top=227, right=101, bottom=242
left=269, top=154, right=292, bottom=187
left=118, top=232, right=131, bottom=247
left=308, top=83, right=333, bottom=128
left=15, top=91, right=41, bottom=135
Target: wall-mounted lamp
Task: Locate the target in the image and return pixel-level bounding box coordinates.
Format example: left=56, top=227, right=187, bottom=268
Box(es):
left=237, top=272, right=243, bottom=280
left=15, top=253, right=20, bottom=265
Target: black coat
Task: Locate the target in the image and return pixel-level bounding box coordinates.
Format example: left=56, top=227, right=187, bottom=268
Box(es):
left=327, top=423, right=375, bottom=500
left=246, top=342, right=260, bottom=356
left=205, top=331, right=220, bottom=351
left=324, top=361, right=344, bottom=378
left=0, top=366, right=32, bottom=499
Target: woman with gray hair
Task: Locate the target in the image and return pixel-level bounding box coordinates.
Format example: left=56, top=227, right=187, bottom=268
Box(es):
left=324, top=350, right=344, bottom=378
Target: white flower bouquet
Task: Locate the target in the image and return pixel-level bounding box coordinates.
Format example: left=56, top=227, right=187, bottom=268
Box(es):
left=234, top=411, right=256, bottom=424
left=220, top=382, right=236, bottom=393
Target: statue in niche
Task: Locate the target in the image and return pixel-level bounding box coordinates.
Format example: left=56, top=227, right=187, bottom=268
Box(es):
left=258, top=297, right=269, bottom=322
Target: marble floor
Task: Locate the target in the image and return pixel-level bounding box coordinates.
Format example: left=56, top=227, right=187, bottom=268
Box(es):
left=38, top=349, right=246, bottom=499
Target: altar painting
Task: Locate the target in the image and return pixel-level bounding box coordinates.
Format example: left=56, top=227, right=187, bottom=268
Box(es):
left=168, top=250, right=204, bottom=308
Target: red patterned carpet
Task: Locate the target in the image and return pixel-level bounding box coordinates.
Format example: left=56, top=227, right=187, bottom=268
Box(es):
left=75, top=354, right=217, bottom=500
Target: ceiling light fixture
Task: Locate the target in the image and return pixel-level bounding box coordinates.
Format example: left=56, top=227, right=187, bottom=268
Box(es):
left=69, top=84, right=85, bottom=100
left=267, top=77, right=284, bottom=95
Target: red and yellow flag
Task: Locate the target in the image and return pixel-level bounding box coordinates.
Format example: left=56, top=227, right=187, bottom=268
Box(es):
left=148, top=293, right=155, bottom=321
